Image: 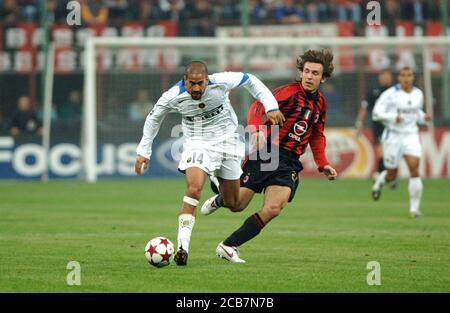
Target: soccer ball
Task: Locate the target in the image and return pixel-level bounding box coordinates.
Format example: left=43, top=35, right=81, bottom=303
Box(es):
left=144, top=236, right=175, bottom=268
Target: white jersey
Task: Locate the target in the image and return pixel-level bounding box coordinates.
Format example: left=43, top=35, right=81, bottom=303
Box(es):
left=372, top=84, right=427, bottom=134
left=136, top=72, right=279, bottom=159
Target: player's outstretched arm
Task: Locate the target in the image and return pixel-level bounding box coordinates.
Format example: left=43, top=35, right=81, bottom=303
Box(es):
left=136, top=88, right=176, bottom=163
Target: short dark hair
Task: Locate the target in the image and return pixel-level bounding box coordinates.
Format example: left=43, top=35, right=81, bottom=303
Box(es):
left=185, top=61, right=208, bottom=76
left=398, top=66, right=414, bottom=74
left=296, top=49, right=334, bottom=79
left=378, top=68, right=392, bottom=75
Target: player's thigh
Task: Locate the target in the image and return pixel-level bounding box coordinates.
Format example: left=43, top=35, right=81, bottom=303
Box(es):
left=185, top=167, right=208, bottom=194
left=262, top=185, right=291, bottom=211
left=402, top=134, right=422, bottom=176
left=404, top=154, right=420, bottom=176
left=382, top=133, right=401, bottom=169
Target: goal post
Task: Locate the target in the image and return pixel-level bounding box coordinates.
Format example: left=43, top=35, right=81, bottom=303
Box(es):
left=82, top=36, right=450, bottom=182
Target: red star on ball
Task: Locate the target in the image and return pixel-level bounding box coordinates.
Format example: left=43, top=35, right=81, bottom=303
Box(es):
left=159, top=238, right=169, bottom=246
left=160, top=250, right=171, bottom=262
left=147, top=244, right=157, bottom=255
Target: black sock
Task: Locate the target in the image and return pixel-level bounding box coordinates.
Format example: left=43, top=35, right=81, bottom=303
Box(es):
left=223, top=213, right=265, bottom=247
left=214, top=194, right=224, bottom=208
left=377, top=158, right=385, bottom=173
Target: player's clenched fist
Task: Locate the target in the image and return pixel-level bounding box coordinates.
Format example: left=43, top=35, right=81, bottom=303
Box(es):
left=135, top=155, right=149, bottom=175
left=322, top=165, right=338, bottom=181
left=266, top=110, right=285, bottom=127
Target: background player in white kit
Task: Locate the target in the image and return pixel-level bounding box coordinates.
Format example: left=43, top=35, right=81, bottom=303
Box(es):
left=371, top=66, right=432, bottom=218
left=134, top=61, right=285, bottom=265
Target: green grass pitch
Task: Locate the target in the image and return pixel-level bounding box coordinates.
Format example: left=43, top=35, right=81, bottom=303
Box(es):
left=0, top=178, right=449, bottom=292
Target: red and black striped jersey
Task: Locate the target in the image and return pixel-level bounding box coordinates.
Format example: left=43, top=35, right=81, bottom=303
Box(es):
left=248, top=81, right=329, bottom=171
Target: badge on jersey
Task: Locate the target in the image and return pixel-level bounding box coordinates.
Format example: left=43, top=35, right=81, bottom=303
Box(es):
left=198, top=103, right=206, bottom=109
left=314, top=113, right=320, bottom=123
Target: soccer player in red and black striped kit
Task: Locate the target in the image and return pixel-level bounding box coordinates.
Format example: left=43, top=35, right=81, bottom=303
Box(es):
left=200, top=49, right=338, bottom=263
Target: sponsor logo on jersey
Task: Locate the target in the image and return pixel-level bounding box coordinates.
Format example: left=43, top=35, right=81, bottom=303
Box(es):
left=294, top=121, right=308, bottom=136
left=185, top=104, right=224, bottom=122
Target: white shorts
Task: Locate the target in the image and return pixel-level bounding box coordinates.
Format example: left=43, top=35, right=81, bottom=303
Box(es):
left=178, top=134, right=244, bottom=180
left=381, top=129, right=422, bottom=169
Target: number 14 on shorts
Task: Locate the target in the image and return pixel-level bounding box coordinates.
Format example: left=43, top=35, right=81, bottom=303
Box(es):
left=187, top=152, right=204, bottom=164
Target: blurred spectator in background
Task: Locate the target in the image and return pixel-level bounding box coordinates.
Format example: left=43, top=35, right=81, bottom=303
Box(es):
left=59, top=90, right=82, bottom=122
left=128, top=89, right=154, bottom=121
left=9, top=95, right=42, bottom=137
left=0, top=0, right=444, bottom=27
left=274, top=0, right=304, bottom=24
left=185, top=0, right=216, bottom=36
left=159, top=0, right=184, bottom=21
left=106, top=0, right=130, bottom=24
left=249, top=0, right=267, bottom=24
left=336, top=0, right=361, bottom=24
left=400, top=0, right=427, bottom=26
left=306, top=0, right=334, bottom=23
left=18, top=0, right=39, bottom=22
left=220, top=0, right=240, bottom=24
left=136, top=0, right=162, bottom=24
left=381, top=0, right=400, bottom=36
left=0, top=0, right=19, bottom=25
left=44, top=0, right=68, bottom=25
left=427, top=0, right=443, bottom=21
left=81, top=0, right=109, bottom=25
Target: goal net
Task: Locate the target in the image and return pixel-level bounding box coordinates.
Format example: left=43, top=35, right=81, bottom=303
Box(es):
left=82, top=36, right=450, bottom=182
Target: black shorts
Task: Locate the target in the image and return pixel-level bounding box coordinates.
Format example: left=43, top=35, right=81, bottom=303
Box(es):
left=240, top=152, right=303, bottom=202
left=372, top=122, right=384, bottom=144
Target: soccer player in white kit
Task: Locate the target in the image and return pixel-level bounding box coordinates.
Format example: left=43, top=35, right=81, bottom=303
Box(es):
left=134, top=61, right=285, bottom=265
left=371, top=66, right=432, bottom=218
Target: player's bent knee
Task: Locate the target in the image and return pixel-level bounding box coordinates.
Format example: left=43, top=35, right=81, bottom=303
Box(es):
left=410, top=169, right=420, bottom=177
left=186, top=185, right=202, bottom=200
left=265, top=203, right=284, bottom=218
left=386, top=171, right=397, bottom=181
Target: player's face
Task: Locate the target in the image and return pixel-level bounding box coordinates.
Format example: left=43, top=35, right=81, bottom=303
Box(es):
left=300, top=62, right=325, bottom=93
left=398, top=68, right=414, bottom=91
left=378, top=71, right=393, bottom=87
left=184, top=73, right=208, bottom=100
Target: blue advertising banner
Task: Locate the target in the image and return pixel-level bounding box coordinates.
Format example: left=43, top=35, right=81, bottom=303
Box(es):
left=0, top=136, right=183, bottom=179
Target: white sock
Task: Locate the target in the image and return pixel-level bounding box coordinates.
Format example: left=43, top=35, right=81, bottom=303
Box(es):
left=408, top=177, right=423, bottom=213
left=374, top=170, right=387, bottom=189
left=177, top=213, right=196, bottom=253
